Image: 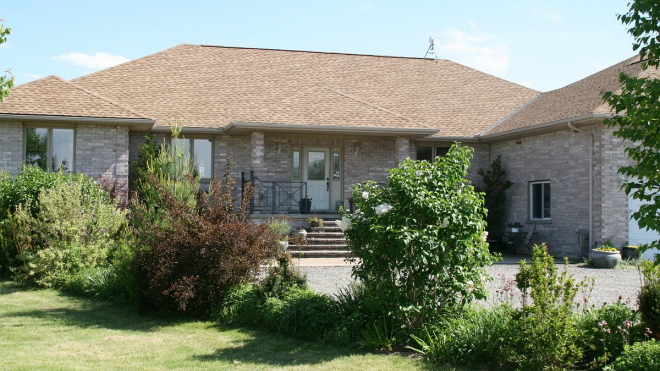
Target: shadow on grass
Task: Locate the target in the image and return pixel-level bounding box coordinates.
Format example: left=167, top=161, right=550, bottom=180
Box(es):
left=1, top=281, right=184, bottom=332
left=193, top=324, right=361, bottom=366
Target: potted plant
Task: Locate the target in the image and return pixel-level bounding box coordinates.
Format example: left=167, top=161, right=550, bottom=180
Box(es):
left=622, top=245, right=640, bottom=260
left=307, top=216, right=324, bottom=228
left=592, top=242, right=622, bottom=268
left=295, top=228, right=307, bottom=238
left=299, top=196, right=312, bottom=214
left=507, top=221, right=524, bottom=233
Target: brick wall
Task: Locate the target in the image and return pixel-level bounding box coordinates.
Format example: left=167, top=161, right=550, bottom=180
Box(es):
left=343, top=137, right=395, bottom=202
left=76, top=124, right=130, bottom=190
left=0, top=120, right=23, bottom=175
left=491, top=129, right=592, bottom=258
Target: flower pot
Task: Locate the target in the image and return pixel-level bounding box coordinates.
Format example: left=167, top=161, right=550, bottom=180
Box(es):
left=622, top=246, right=640, bottom=260
left=309, top=221, right=320, bottom=228
left=296, top=229, right=307, bottom=238
left=592, top=249, right=621, bottom=268
left=511, top=228, right=519, bottom=233
left=299, top=197, right=312, bottom=214
left=278, top=240, right=289, bottom=253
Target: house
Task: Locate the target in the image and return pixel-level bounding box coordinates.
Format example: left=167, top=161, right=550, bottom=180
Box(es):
left=0, top=44, right=654, bottom=258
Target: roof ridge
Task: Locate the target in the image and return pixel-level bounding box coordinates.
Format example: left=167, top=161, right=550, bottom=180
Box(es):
left=442, top=59, right=540, bottom=94
left=200, top=44, right=446, bottom=62
left=317, top=85, right=427, bottom=127
left=52, top=76, right=149, bottom=119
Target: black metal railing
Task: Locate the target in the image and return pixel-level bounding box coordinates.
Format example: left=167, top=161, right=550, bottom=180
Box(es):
left=242, top=171, right=307, bottom=214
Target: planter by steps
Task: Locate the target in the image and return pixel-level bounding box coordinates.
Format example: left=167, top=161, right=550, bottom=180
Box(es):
left=592, top=249, right=621, bottom=268
left=622, top=246, right=640, bottom=260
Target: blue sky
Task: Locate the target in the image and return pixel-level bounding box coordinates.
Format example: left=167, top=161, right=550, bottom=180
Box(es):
left=1, top=0, right=635, bottom=92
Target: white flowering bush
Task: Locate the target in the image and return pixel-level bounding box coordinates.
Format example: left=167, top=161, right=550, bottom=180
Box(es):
left=342, top=144, right=496, bottom=330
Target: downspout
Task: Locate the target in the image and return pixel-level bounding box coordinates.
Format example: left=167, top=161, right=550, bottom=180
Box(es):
left=567, top=121, right=594, bottom=255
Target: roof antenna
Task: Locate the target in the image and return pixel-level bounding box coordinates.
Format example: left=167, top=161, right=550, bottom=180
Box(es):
left=424, top=36, right=438, bottom=59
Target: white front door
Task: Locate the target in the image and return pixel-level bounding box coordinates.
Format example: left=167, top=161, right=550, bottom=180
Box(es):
left=303, top=148, right=330, bottom=210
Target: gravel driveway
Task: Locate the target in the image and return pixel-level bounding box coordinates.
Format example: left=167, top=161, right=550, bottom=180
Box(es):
left=299, top=257, right=644, bottom=308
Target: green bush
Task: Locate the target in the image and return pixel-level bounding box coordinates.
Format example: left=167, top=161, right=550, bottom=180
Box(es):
left=411, top=305, right=514, bottom=366
left=503, top=244, right=589, bottom=370
left=579, top=300, right=642, bottom=368
left=0, top=166, right=63, bottom=276
left=342, top=144, right=496, bottom=331
left=262, top=286, right=337, bottom=341
left=639, top=261, right=660, bottom=339
left=12, top=175, right=128, bottom=289
left=604, top=340, right=660, bottom=371
left=258, top=253, right=307, bottom=299
left=220, top=283, right=264, bottom=326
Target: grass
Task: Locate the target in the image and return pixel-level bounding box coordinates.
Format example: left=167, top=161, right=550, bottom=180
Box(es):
left=0, top=280, right=473, bottom=371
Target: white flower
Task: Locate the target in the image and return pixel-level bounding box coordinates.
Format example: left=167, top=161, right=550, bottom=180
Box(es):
left=441, top=218, right=450, bottom=228
left=481, top=231, right=488, bottom=242
left=415, top=170, right=422, bottom=177
left=375, top=203, right=393, bottom=215
left=466, top=280, right=475, bottom=293
left=362, top=191, right=369, bottom=199
left=337, top=216, right=352, bottom=232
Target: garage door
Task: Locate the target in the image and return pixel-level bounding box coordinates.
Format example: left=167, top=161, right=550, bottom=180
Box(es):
left=629, top=194, right=660, bottom=260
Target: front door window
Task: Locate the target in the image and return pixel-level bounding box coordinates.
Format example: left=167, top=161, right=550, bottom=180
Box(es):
left=307, top=151, right=326, bottom=180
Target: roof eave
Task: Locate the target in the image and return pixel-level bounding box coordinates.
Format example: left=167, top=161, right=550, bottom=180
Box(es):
left=478, top=113, right=611, bottom=143
left=225, top=122, right=439, bottom=138
left=0, top=113, right=155, bottom=130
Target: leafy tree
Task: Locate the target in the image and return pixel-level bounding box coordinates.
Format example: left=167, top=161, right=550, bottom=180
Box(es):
left=478, top=155, right=513, bottom=234
left=0, top=18, right=14, bottom=102
left=602, top=0, right=660, bottom=260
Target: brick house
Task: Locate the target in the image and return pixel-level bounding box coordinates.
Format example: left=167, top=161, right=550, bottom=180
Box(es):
left=0, top=44, right=654, bottom=258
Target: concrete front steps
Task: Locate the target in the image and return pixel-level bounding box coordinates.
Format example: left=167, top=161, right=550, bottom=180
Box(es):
left=288, top=219, right=352, bottom=259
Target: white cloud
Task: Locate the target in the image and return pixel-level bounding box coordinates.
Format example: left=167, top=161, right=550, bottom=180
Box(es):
left=52, top=52, right=130, bottom=70
left=439, top=28, right=509, bottom=75
left=24, top=73, right=43, bottom=82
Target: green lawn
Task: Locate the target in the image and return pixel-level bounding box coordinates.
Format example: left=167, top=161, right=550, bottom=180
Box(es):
left=0, top=280, right=470, bottom=371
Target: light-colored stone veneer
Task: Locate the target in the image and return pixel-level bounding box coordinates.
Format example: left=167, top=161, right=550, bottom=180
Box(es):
left=76, top=124, right=130, bottom=191
left=0, top=121, right=23, bottom=175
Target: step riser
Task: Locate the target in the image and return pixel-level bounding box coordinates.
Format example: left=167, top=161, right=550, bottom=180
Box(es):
left=289, top=251, right=353, bottom=258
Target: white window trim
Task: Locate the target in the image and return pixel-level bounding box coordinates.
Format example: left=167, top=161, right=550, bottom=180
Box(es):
left=529, top=180, right=551, bottom=220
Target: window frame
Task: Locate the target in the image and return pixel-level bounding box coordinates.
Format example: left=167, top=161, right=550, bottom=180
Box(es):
left=529, top=180, right=551, bottom=220
left=415, top=143, right=452, bottom=162
left=24, top=125, right=76, bottom=173
left=170, top=136, right=214, bottom=182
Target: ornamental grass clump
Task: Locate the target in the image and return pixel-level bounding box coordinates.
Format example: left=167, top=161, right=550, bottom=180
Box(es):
left=342, top=144, right=496, bottom=332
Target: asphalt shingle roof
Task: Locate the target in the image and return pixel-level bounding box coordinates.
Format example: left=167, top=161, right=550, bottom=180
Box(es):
left=0, top=75, right=147, bottom=119
left=68, top=44, right=538, bottom=137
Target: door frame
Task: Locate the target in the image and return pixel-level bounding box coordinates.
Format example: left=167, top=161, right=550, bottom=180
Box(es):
left=293, top=146, right=343, bottom=212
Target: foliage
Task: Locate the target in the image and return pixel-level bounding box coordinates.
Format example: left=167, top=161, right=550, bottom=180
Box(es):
left=342, top=144, right=496, bottom=331
left=579, top=299, right=643, bottom=368
left=477, top=155, right=513, bottom=234
left=258, top=253, right=307, bottom=299
left=307, top=216, right=324, bottom=227
left=267, top=216, right=291, bottom=239
left=604, top=339, right=660, bottom=371
left=0, top=18, right=14, bottom=102
left=506, top=221, right=524, bottom=229
left=359, top=317, right=399, bottom=351
left=135, top=159, right=278, bottom=318
left=12, top=175, right=128, bottom=289
left=504, top=244, right=590, bottom=370
left=132, top=124, right=200, bottom=226
left=638, top=261, right=660, bottom=338
left=410, top=305, right=514, bottom=366
left=602, top=0, right=660, bottom=260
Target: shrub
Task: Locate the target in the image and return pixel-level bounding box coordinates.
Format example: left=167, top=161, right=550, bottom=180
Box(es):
left=410, top=305, right=515, bottom=366
left=0, top=166, right=63, bottom=276
left=220, top=283, right=264, bottom=326
left=638, top=261, right=660, bottom=339
left=503, top=244, right=589, bottom=370
left=342, top=144, right=496, bottom=331
left=258, top=253, right=307, bottom=299
left=604, top=339, right=660, bottom=371
left=135, top=159, right=278, bottom=318
left=579, top=299, right=643, bottom=368
left=12, top=175, right=128, bottom=289
left=261, top=286, right=337, bottom=341
left=477, top=154, right=513, bottom=234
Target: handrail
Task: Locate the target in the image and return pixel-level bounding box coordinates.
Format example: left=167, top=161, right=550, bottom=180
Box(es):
left=241, top=171, right=307, bottom=214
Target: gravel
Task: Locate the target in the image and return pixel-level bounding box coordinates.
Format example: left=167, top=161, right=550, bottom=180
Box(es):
left=300, top=259, right=644, bottom=307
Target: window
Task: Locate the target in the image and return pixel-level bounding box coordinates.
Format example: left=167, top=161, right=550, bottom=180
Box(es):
left=307, top=151, right=325, bottom=180
left=416, top=146, right=433, bottom=162
left=530, top=181, right=551, bottom=219
left=172, top=137, right=213, bottom=180
left=333, top=152, right=340, bottom=180
left=292, top=150, right=300, bottom=180
left=25, top=127, right=74, bottom=172
left=416, top=145, right=450, bottom=162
